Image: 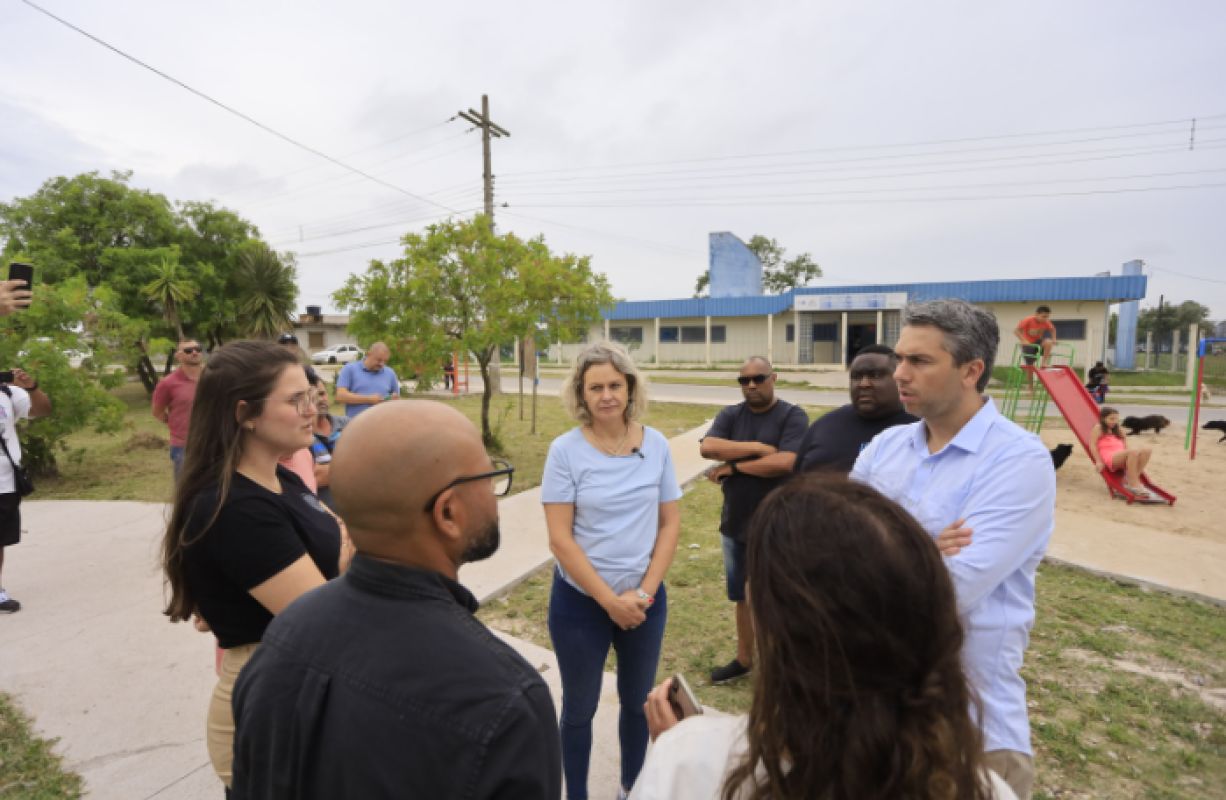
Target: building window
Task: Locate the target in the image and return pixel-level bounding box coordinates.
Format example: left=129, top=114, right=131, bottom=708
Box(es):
left=610, top=326, right=643, bottom=344
left=811, top=323, right=838, bottom=341
left=786, top=324, right=795, bottom=343
left=710, top=325, right=727, bottom=343
left=681, top=326, right=706, bottom=343
left=1053, top=320, right=1087, bottom=340
left=659, top=326, right=679, bottom=343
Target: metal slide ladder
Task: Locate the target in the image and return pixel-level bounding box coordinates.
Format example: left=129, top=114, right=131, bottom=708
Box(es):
left=1000, top=342, right=1076, bottom=434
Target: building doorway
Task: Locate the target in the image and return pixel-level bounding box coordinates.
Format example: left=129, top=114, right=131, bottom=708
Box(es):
left=847, top=323, right=876, bottom=364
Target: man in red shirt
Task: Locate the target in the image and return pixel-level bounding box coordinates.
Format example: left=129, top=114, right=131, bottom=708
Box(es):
left=152, top=339, right=203, bottom=479
left=1014, top=306, right=1057, bottom=383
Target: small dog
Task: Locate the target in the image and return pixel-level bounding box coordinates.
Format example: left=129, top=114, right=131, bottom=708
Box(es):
left=1122, top=415, right=1171, bottom=436
left=1049, top=443, right=1074, bottom=470
left=1204, top=420, right=1226, bottom=443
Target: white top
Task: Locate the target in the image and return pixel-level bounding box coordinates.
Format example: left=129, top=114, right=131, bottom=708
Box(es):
left=630, top=714, right=1018, bottom=800
left=541, top=426, right=682, bottom=595
left=0, top=386, right=31, bottom=495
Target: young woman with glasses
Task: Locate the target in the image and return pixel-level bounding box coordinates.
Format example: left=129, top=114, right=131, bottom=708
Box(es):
left=542, top=341, right=683, bottom=800
left=160, top=340, right=353, bottom=791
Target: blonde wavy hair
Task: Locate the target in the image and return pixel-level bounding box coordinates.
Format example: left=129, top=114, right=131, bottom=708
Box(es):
left=561, top=341, right=648, bottom=425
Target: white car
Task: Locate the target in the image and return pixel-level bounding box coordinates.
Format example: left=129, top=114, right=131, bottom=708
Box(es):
left=312, top=344, right=364, bottom=365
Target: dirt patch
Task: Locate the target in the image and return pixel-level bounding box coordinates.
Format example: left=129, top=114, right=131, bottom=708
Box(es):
left=1042, top=422, right=1224, bottom=545
left=1062, top=647, right=1226, bottom=712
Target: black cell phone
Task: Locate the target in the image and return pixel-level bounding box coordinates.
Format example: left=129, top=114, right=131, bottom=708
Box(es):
left=667, top=674, right=703, bottom=720
left=0, top=371, right=12, bottom=384
left=8, top=262, right=34, bottom=290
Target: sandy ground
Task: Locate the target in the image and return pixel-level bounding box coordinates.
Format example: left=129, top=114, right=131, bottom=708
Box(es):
left=1041, top=423, right=1225, bottom=545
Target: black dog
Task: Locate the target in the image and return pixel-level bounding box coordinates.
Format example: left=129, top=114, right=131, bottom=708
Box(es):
left=1049, top=444, right=1074, bottom=470
left=1204, top=420, right=1226, bottom=443
left=1123, top=415, right=1171, bottom=436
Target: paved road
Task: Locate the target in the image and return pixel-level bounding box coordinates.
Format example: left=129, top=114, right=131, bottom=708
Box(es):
left=462, top=376, right=1226, bottom=425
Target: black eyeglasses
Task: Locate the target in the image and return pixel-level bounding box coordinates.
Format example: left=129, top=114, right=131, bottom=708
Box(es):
left=422, top=459, right=514, bottom=512
left=180, top=347, right=202, bottom=354
left=737, top=374, right=772, bottom=386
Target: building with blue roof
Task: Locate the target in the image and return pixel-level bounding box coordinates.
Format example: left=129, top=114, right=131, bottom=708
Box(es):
left=551, top=235, right=1147, bottom=370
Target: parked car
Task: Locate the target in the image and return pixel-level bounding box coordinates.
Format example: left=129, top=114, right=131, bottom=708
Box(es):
left=311, top=344, right=364, bottom=364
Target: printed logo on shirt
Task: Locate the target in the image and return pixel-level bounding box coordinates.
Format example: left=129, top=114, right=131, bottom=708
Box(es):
left=300, top=492, right=328, bottom=514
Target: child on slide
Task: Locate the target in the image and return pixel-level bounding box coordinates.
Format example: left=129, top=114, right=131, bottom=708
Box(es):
left=1089, top=406, right=1161, bottom=503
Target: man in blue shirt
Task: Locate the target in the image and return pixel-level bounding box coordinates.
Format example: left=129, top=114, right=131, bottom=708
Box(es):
left=334, top=342, right=400, bottom=417
left=851, top=299, right=1054, bottom=800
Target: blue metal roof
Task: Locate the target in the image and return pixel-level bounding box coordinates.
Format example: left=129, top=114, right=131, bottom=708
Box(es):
left=605, top=275, right=1147, bottom=320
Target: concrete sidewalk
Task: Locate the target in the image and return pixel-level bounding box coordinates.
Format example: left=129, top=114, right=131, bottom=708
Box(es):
left=1, top=421, right=717, bottom=800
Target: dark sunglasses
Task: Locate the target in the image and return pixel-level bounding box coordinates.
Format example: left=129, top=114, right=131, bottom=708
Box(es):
left=180, top=347, right=202, bottom=354
left=422, top=459, right=515, bottom=512
left=737, top=374, right=772, bottom=386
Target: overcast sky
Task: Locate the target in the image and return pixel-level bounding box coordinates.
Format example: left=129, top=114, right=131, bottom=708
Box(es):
left=3, top=0, right=1224, bottom=319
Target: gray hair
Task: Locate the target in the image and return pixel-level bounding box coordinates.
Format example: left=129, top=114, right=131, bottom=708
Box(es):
left=562, top=341, right=648, bottom=425
left=901, top=299, right=999, bottom=392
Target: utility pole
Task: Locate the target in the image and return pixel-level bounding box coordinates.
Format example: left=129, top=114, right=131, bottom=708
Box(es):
left=458, top=95, right=511, bottom=396
left=458, top=95, right=510, bottom=228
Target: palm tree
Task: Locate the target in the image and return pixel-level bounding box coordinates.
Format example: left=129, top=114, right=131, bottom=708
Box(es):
left=234, top=245, right=298, bottom=339
left=141, top=252, right=197, bottom=340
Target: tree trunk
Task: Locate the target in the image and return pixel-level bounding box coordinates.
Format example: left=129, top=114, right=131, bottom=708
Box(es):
left=477, top=347, right=495, bottom=447
left=135, top=340, right=158, bottom=394
left=163, top=347, right=176, bottom=376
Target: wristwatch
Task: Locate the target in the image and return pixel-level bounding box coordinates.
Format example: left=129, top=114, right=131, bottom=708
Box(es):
left=729, top=461, right=740, bottom=475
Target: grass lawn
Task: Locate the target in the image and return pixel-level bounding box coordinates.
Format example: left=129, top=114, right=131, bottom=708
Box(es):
left=479, top=479, right=1226, bottom=800
left=0, top=693, right=82, bottom=799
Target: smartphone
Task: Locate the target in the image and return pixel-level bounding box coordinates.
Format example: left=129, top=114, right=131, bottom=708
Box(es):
left=8, top=262, right=34, bottom=290
left=0, top=371, right=12, bottom=384
left=667, top=674, right=703, bottom=720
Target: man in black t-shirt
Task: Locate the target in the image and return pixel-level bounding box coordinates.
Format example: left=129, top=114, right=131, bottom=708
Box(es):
left=700, top=356, right=808, bottom=684
left=795, top=344, right=917, bottom=474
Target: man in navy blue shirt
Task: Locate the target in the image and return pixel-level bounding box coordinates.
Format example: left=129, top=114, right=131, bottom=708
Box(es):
left=794, top=344, right=916, bottom=474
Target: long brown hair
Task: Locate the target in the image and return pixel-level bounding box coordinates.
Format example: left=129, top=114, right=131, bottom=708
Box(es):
left=723, top=475, right=991, bottom=800
left=160, top=340, right=302, bottom=622
left=1099, top=406, right=1123, bottom=439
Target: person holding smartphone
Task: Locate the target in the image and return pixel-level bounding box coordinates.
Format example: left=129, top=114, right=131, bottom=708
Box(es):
left=542, top=341, right=681, bottom=800
left=632, top=476, right=1016, bottom=800
left=0, top=368, right=52, bottom=613
left=0, top=280, right=32, bottom=316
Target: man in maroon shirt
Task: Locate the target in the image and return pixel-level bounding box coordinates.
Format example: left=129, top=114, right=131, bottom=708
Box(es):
left=151, top=339, right=203, bottom=479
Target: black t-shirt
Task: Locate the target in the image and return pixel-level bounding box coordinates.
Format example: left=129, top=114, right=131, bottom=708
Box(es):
left=1087, top=365, right=1109, bottom=388
left=794, top=404, right=918, bottom=474
left=706, top=399, right=808, bottom=542
left=183, top=466, right=341, bottom=649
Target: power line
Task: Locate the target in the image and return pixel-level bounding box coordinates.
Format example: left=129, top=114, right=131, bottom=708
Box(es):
left=1149, top=266, right=1226, bottom=286
left=509, top=181, right=1226, bottom=209
left=499, top=210, right=703, bottom=258
left=18, top=0, right=456, bottom=214
left=498, top=114, right=1226, bottom=178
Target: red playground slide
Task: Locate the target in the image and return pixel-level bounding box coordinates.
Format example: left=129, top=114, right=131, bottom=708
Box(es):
left=1030, top=365, right=1176, bottom=506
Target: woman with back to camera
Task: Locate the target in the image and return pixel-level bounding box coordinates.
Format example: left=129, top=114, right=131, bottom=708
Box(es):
left=632, top=475, right=1017, bottom=800
left=542, top=341, right=682, bottom=800
left=160, top=340, right=352, bottom=791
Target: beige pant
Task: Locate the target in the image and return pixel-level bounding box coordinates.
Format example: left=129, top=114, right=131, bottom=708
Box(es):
left=984, top=749, right=1034, bottom=800
left=205, top=643, right=259, bottom=787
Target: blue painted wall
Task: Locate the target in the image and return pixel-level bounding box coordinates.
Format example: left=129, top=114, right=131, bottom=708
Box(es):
left=1115, top=260, right=1143, bottom=369
left=708, top=232, right=762, bottom=298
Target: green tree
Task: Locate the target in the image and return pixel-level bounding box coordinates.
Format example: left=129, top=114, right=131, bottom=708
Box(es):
left=334, top=215, right=612, bottom=447
left=141, top=248, right=198, bottom=341
left=233, top=242, right=299, bottom=340
left=175, top=201, right=262, bottom=348
left=1137, top=300, right=1212, bottom=344
left=0, top=276, right=138, bottom=475
left=693, top=234, right=821, bottom=297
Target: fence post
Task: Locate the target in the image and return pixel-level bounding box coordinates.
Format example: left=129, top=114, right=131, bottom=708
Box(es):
left=1185, top=324, right=1199, bottom=389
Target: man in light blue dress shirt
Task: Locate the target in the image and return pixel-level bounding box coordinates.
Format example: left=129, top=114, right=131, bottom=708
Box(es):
left=851, top=299, right=1054, bottom=800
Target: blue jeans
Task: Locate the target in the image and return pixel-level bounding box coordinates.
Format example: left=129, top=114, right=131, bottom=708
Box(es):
left=169, top=446, right=185, bottom=480
left=548, top=571, right=668, bottom=799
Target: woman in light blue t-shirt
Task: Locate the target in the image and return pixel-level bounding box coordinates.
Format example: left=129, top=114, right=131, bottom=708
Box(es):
left=541, top=341, right=682, bottom=800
